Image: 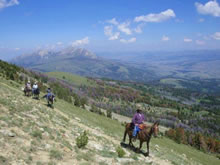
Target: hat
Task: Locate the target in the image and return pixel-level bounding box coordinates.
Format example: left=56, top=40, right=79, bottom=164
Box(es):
left=28, top=81, right=30, bottom=83
left=136, top=104, right=142, bottom=109
left=136, top=109, right=142, bottom=113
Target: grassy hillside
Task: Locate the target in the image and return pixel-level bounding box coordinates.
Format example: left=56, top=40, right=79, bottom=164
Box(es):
left=0, top=72, right=220, bottom=164
left=47, top=72, right=92, bottom=86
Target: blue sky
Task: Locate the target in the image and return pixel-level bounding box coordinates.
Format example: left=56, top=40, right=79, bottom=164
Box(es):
left=0, top=0, right=220, bottom=60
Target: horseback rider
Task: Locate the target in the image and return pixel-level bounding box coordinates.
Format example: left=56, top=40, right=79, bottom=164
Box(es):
left=26, top=80, right=31, bottom=90
left=44, top=87, right=55, bottom=100
left=132, top=108, right=145, bottom=140
left=32, top=82, right=38, bottom=94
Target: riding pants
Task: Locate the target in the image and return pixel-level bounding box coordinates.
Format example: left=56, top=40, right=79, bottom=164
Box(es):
left=133, top=125, right=140, bottom=137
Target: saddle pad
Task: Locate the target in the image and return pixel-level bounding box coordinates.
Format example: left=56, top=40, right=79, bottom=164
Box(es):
left=139, top=124, right=147, bottom=130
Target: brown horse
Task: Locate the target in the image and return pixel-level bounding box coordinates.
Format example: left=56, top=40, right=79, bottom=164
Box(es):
left=24, top=86, right=32, bottom=97
left=123, top=121, right=159, bottom=156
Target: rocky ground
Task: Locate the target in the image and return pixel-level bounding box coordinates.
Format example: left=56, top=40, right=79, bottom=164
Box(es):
left=0, top=80, right=218, bottom=165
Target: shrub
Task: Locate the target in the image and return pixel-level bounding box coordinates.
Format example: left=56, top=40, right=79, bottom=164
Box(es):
left=175, top=128, right=186, bottom=144
left=80, top=97, right=88, bottom=108
left=107, top=110, right=112, bottom=119
left=74, top=96, right=81, bottom=107
left=116, top=146, right=125, bottom=158
left=76, top=131, right=88, bottom=148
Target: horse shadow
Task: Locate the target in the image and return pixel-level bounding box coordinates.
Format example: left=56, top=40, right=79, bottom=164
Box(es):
left=120, top=142, right=147, bottom=156
left=44, top=103, right=54, bottom=109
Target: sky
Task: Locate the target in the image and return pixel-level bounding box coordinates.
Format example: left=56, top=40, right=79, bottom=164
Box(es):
left=0, top=0, right=220, bottom=60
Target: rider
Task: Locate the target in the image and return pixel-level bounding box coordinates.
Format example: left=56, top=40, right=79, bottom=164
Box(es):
left=32, top=82, right=38, bottom=94
left=46, top=87, right=55, bottom=100
left=26, top=81, right=31, bottom=90
left=132, top=108, right=145, bottom=140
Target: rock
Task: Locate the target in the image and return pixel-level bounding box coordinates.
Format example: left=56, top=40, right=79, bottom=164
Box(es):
left=75, top=117, right=81, bottom=122
left=116, top=158, right=134, bottom=163
left=45, top=144, right=51, bottom=150
left=64, top=147, right=71, bottom=153
left=89, top=142, right=103, bottom=151
left=43, top=132, right=49, bottom=138
left=39, top=128, right=44, bottom=132
left=0, top=130, right=16, bottom=137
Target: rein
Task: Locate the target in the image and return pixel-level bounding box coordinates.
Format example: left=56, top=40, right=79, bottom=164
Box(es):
left=144, top=126, right=154, bottom=139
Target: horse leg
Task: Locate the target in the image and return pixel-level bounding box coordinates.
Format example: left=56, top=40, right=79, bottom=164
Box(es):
left=123, top=130, right=127, bottom=142
left=138, top=141, right=143, bottom=153
left=146, top=141, right=150, bottom=156
left=129, top=136, right=134, bottom=147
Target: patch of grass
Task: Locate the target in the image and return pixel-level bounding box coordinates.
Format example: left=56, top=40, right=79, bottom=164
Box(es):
left=76, top=151, right=95, bottom=162
left=48, top=162, right=56, bottom=165
left=31, top=130, right=42, bottom=139
left=0, top=155, right=8, bottom=165
left=61, top=139, right=72, bottom=150
left=36, top=162, right=44, bottom=165
left=116, top=146, right=126, bottom=158
left=50, top=149, right=63, bottom=160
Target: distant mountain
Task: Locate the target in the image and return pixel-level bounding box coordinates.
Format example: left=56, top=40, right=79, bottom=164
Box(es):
left=97, top=50, right=220, bottom=79
left=12, top=47, right=157, bottom=82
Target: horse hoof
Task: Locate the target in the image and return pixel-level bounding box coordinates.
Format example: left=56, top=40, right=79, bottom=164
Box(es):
left=145, top=153, right=149, bottom=157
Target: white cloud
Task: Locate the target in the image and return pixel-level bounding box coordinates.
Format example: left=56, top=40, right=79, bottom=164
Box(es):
left=0, top=0, right=19, bottom=9
left=106, top=18, right=132, bottom=35
left=198, top=18, right=205, bottom=22
left=195, top=0, right=220, bottom=17
left=134, top=9, right=176, bottom=23
left=107, top=18, right=119, bottom=25
left=184, top=38, right=193, bottom=42
left=109, top=32, right=120, bottom=40
left=56, top=42, right=63, bottom=45
left=71, top=37, right=89, bottom=47
left=212, top=32, right=220, bottom=40
left=104, top=26, right=120, bottom=40
left=117, top=22, right=132, bottom=35
left=120, top=37, right=136, bottom=43
left=196, top=40, right=205, bottom=45
left=161, top=35, right=170, bottom=41
left=134, top=24, right=145, bottom=34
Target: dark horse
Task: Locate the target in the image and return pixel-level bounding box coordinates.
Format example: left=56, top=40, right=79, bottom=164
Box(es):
left=24, top=86, right=32, bottom=97
left=47, top=95, right=55, bottom=108
left=123, top=121, right=159, bottom=156
left=32, top=88, right=40, bottom=100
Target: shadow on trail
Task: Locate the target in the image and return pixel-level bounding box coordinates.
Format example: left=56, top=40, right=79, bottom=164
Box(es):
left=120, top=142, right=148, bottom=157
left=44, top=103, right=54, bottom=109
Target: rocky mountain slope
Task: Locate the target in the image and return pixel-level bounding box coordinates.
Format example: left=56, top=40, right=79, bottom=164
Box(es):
left=0, top=74, right=220, bottom=165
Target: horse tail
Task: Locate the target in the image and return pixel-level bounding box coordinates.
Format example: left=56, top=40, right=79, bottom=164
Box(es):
left=123, top=123, right=129, bottom=142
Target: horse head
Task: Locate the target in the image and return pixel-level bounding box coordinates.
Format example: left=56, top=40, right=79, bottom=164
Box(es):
left=152, top=121, right=160, bottom=137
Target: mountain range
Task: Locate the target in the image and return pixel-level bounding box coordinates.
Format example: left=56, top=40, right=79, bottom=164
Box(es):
left=11, top=47, right=157, bottom=82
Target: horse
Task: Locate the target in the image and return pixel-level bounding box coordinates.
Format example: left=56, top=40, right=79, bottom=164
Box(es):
left=24, top=86, right=32, bottom=97
left=47, top=95, right=55, bottom=108
left=123, top=121, right=159, bottom=156
left=32, top=88, right=40, bottom=100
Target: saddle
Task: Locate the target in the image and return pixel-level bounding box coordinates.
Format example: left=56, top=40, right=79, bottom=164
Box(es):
left=130, top=123, right=147, bottom=130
